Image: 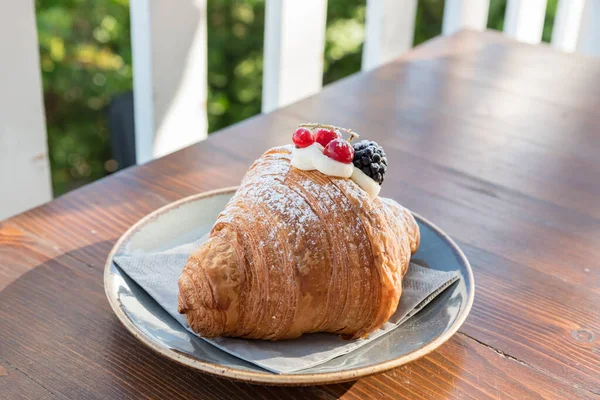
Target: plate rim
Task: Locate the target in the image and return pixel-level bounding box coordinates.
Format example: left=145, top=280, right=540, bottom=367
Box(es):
left=104, top=186, right=475, bottom=385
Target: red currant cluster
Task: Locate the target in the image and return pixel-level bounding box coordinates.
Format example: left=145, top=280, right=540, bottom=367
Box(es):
left=292, top=124, right=357, bottom=164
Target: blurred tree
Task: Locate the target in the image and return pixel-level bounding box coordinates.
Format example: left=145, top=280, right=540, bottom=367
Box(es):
left=323, top=0, right=365, bottom=84
left=206, top=0, right=265, bottom=132
left=414, top=0, right=444, bottom=45
left=37, top=0, right=558, bottom=196
left=37, top=0, right=132, bottom=195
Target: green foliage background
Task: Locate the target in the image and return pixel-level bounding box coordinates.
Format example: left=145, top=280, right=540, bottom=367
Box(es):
left=36, top=0, right=558, bottom=195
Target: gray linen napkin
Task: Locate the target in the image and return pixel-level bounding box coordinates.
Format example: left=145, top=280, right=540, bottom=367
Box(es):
left=114, top=235, right=459, bottom=374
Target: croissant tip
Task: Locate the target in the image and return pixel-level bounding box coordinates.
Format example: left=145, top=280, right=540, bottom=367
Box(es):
left=177, top=296, right=187, bottom=314
left=177, top=276, right=190, bottom=314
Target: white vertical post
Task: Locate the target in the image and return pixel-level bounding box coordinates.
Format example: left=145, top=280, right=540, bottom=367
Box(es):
left=504, top=0, right=548, bottom=44
left=130, top=0, right=208, bottom=163
left=552, top=0, right=586, bottom=52
left=262, top=0, right=328, bottom=113
left=442, top=0, right=490, bottom=36
left=0, top=0, right=52, bottom=219
left=577, top=0, right=600, bottom=56
left=362, top=0, right=418, bottom=71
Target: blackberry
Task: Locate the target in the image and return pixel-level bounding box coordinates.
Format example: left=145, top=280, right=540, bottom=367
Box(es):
left=352, top=140, right=387, bottom=185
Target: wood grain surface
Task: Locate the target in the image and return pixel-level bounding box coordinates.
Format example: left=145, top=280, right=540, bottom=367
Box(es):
left=1, top=30, right=599, bottom=399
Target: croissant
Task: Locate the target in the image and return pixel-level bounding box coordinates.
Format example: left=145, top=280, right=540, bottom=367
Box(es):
left=178, top=145, right=420, bottom=340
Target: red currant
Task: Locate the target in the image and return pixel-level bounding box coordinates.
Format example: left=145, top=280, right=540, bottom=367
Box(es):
left=324, top=138, right=354, bottom=164
left=314, top=128, right=341, bottom=148
left=292, top=128, right=314, bottom=148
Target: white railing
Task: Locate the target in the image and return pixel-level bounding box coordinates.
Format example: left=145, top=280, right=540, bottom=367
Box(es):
left=2, top=0, right=600, bottom=220
left=1, top=0, right=53, bottom=220
left=442, top=0, right=490, bottom=36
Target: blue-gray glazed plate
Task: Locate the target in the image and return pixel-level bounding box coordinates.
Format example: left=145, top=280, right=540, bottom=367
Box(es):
left=104, top=187, right=474, bottom=385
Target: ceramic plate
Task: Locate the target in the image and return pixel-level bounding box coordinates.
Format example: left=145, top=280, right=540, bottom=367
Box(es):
left=104, top=187, right=474, bottom=385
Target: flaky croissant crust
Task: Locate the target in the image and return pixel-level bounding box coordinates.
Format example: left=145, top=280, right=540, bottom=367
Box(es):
left=178, top=146, right=419, bottom=340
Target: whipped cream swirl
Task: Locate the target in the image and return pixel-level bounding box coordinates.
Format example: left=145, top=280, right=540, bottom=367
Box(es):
left=291, top=144, right=380, bottom=198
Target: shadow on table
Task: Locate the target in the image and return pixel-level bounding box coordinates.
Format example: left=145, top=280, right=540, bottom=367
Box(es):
left=0, top=240, right=356, bottom=399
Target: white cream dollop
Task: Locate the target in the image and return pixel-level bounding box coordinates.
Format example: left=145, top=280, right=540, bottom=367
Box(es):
left=291, top=142, right=381, bottom=193
left=291, top=143, right=352, bottom=178
left=351, top=167, right=381, bottom=198
left=291, top=143, right=323, bottom=170
left=312, top=151, right=354, bottom=178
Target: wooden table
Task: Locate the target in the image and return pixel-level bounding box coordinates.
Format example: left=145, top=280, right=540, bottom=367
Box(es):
left=1, top=30, right=599, bottom=399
